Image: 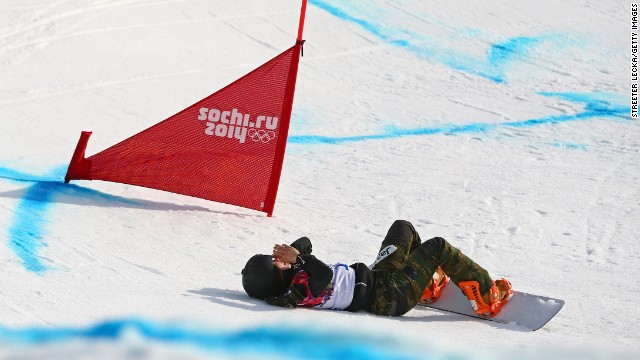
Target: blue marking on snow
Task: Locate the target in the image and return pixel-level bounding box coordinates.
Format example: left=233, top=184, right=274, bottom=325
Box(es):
left=401, top=35, right=544, bottom=84
left=289, top=92, right=630, bottom=145
left=1, top=166, right=139, bottom=274
left=2, top=167, right=65, bottom=274
left=309, top=0, right=545, bottom=83
left=0, top=318, right=426, bottom=360
left=538, top=91, right=629, bottom=115
left=485, top=37, right=542, bottom=83
left=8, top=182, right=55, bottom=273
left=308, top=0, right=393, bottom=43
left=551, top=142, right=587, bottom=150
left=0, top=167, right=53, bottom=183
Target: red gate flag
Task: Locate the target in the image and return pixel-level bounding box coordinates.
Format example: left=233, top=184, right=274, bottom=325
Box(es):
left=65, top=1, right=308, bottom=216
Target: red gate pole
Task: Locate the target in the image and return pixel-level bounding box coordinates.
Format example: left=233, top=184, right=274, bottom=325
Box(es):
left=264, top=0, right=308, bottom=217
left=296, top=0, right=308, bottom=42
left=64, top=131, right=93, bottom=183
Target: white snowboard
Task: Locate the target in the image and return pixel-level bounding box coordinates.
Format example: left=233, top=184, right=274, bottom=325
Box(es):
left=418, top=283, right=564, bottom=331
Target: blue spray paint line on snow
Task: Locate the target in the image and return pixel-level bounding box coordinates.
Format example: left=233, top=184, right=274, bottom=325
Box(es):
left=399, top=35, right=543, bottom=84
left=538, top=91, right=628, bottom=114
left=309, top=0, right=544, bottom=83
left=2, top=166, right=66, bottom=274
left=308, top=0, right=398, bottom=44
left=551, top=142, right=587, bottom=150
left=0, top=167, right=55, bottom=183
left=1, top=166, right=140, bottom=274
left=1, top=167, right=141, bottom=207
left=0, top=318, right=429, bottom=360
left=289, top=92, right=630, bottom=145
left=8, top=182, right=56, bottom=273
left=484, top=37, right=542, bottom=83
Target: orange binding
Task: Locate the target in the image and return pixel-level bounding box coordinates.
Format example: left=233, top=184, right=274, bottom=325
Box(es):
left=458, top=278, right=513, bottom=317
left=419, top=267, right=449, bottom=304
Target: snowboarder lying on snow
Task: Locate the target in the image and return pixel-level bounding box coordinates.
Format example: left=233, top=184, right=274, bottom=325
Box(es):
left=241, top=220, right=513, bottom=317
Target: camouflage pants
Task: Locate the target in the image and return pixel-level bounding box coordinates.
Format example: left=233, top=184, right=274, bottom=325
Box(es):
left=368, top=220, right=493, bottom=316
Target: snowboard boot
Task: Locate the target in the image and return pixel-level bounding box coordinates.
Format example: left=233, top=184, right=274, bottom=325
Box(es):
left=459, top=278, right=513, bottom=317
left=419, top=266, right=449, bottom=304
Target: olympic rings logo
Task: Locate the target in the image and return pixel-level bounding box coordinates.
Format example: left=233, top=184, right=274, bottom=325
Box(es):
left=248, top=128, right=276, bottom=143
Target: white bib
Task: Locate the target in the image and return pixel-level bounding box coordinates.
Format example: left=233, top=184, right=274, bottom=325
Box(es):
left=315, top=263, right=356, bottom=310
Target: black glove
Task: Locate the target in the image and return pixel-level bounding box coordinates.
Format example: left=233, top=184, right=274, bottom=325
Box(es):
left=265, top=284, right=307, bottom=308
left=290, top=237, right=312, bottom=255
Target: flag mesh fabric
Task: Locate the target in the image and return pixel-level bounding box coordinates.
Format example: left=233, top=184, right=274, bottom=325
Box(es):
left=69, top=46, right=299, bottom=213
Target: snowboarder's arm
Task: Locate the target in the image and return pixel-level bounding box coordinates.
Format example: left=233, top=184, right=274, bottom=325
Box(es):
left=290, top=236, right=312, bottom=255
left=273, top=243, right=333, bottom=296
left=294, top=254, right=332, bottom=296
left=264, top=256, right=333, bottom=308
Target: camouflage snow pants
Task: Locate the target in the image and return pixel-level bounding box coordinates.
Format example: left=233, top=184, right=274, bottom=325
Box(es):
left=368, top=220, right=494, bottom=316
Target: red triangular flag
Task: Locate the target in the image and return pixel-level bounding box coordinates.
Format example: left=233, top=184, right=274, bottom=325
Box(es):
left=66, top=44, right=302, bottom=216
left=66, top=1, right=308, bottom=216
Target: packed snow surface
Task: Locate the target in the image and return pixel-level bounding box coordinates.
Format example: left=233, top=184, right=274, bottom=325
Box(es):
left=0, top=0, right=636, bottom=358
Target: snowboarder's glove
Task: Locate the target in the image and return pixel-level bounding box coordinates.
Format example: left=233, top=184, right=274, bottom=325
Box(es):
left=265, top=284, right=306, bottom=308
left=265, top=295, right=296, bottom=308
left=290, top=237, right=312, bottom=255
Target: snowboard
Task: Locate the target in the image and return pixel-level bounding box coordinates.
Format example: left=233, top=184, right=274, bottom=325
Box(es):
left=417, top=283, right=564, bottom=331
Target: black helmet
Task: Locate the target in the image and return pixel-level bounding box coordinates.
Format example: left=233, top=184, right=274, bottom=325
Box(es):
left=241, top=254, right=287, bottom=299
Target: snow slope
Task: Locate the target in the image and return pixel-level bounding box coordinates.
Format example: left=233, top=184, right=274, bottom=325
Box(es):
left=0, top=0, right=636, bottom=358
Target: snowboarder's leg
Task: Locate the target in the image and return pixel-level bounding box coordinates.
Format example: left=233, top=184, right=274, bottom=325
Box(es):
left=370, top=220, right=422, bottom=271
left=368, top=237, right=510, bottom=316
left=418, top=266, right=449, bottom=304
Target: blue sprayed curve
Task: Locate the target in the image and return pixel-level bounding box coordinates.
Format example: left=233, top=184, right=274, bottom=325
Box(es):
left=0, top=167, right=54, bottom=183
left=400, top=35, right=543, bottom=84
left=485, top=37, right=542, bottom=83
left=551, top=142, right=587, bottom=150
left=2, top=167, right=66, bottom=274
left=309, top=0, right=545, bottom=83
left=1, top=166, right=140, bottom=274
left=8, top=182, right=56, bottom=273
left=308, top=0, right=394, bottom=43
left=289, top=92, right=630, bottom=145
left=538, top=92, right=626, bottom=113
left=0, top=318, right=427, bottom=360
